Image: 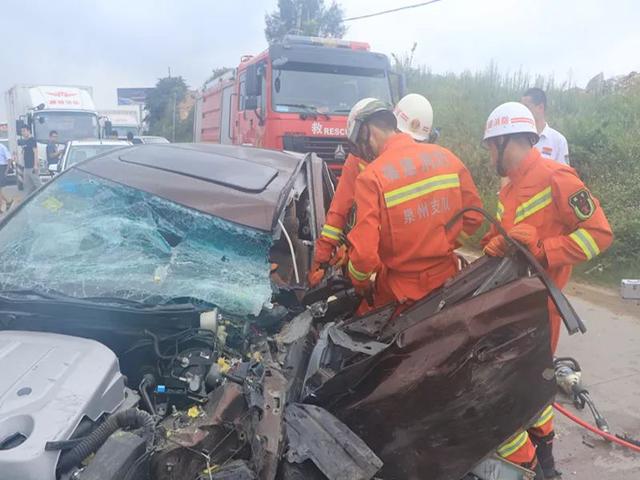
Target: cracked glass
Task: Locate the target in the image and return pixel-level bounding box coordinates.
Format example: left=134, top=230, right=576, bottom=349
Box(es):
left=0, top=169, right=273, bottom=317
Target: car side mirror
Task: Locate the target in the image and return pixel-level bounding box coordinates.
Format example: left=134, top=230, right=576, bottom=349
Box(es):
left=245, top=63, right=262, bottom=97
left=244, top=95, right=258, bottom=111
left=388, top=71, right=406, bottom=105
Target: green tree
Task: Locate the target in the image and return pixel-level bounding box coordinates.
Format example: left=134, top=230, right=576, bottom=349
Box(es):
left=145, top=76, right=193, bottom=142
left=265, top=0, right=346, bottom=44
left=205, top=67, right=233, bottom=85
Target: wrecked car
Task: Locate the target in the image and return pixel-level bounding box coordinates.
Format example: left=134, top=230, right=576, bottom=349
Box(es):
left=0, top=143, right=564, bottom=480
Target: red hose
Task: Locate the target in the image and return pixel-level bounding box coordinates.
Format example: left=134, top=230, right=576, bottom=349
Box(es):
left=553, top=402, right=640, bottom=453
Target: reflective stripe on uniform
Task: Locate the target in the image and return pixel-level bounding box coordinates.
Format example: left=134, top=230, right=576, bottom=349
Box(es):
left=496, top=201, right=505, bottom=221
left=321, top=224, right=342, bottom=241
left=358, top=162, right=367, bottom=172
left=532, top=405, right=554, bottom=428
left=514, top=186, right=552, bottom=224
left=569, top=227, right=601, bottom=260
left=348, top=260, right=371, bottom=282
left=497, top=431, right=530, bottom=458
left=384, top=173, right=460, bottom=208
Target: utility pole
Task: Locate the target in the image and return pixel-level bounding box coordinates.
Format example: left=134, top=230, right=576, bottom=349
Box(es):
left=172, top=91, right=177, bottom=142
left=296, top=3, right=302, bottom=34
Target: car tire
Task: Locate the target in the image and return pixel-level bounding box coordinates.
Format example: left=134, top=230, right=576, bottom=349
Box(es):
left=276, top=461, right=325, bottom=480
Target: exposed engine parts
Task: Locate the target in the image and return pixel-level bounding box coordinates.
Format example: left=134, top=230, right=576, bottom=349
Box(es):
left=0, top=252, right=564, bottom=480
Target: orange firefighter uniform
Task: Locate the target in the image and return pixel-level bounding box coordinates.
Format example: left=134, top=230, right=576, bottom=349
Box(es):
left=346, top=133, right=483, bottom=309
left=313, top=154, right=368, bottom=268
left=483, top=147, right=613, bottom=352
left=485, top=148, right=613, bottom=467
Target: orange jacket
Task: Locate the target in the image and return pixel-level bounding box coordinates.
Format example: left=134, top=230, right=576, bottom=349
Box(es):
left=347, top=133, right=484, bottom=302
left=314, top=154, right=368, bottom=264
left=483, top=148, right=613, bottom=350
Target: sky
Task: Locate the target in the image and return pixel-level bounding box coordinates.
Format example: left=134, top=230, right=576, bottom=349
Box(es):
left=1, top=0, right=639, bottom=121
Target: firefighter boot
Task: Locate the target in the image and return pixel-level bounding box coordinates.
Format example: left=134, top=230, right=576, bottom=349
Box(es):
left=532, top=433, right=562, bottom=478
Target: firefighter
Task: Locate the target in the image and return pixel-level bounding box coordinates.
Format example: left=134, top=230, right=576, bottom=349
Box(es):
left=308, top=93, right=458, bottom=286
left=482, top=102, right=613, bottom=478
left=341, top=98, right=483, bottom=309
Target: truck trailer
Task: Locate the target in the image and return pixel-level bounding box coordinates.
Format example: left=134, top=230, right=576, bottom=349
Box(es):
left=99, top=107, right=142, bottom=139
left=193, top=35, right=402, bottom=173
left=5, top=85, right=100, bottom=189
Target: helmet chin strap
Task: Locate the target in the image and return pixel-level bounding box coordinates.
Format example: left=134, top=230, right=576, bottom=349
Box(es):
left=357, top=124, right=377, bottom=162
left=496, top=136, right=511, bottom=177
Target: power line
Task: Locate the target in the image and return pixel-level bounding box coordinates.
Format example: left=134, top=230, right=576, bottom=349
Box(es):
left=344, top=0, right=445, bottom=22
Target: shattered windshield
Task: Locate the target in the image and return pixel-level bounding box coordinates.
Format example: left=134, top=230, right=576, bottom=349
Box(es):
left=0, top=169, right=273, bottom=317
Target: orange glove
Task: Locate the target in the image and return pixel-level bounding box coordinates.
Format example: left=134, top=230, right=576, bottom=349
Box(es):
left=484, top=224, right=544, bottom=260
left=509, top=223, right=544, bottom=260
left=330, top=244, right=349, bottom=268
left=308, top=262, right=326, bottom=287
left=484, top=235, right=508, bottom=257
left=313, top=237, right=334, bottom=266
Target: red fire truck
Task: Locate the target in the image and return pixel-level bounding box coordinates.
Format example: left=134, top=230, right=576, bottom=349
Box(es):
left=193, top=35, right=402, bottom=173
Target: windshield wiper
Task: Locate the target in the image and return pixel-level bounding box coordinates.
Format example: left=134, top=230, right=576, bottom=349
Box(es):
left=276, top=103, right=331, bottom=120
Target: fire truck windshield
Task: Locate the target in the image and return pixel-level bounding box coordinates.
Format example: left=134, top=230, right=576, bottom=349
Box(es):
left=272, top=65, right=392, bottom=115
left=34, top=111, right=100, bottom=143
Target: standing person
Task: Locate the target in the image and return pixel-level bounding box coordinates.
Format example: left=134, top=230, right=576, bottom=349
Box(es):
left=18, top=126, right=40, bottom=195
left=126, top=131, right=134, bottom=143
left=481, top=102, right=613, bottom=477
left=343, top=98, right=483, bottom=310
left=521, top=87, right=570, bottom=165
left=0, top=142, right=14, bottom=212
left=46, top=130, right=63, bottom=167
left=308, top=93, right=477, bottom=286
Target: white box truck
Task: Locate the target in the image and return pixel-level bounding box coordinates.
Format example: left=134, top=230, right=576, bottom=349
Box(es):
left=5, top=85, right=100, bottom=189
left=98, top=106, right=142, bottom=139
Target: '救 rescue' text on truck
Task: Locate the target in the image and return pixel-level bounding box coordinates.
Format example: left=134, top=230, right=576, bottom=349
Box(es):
left=193, top=35, right=402, bottom=174
left=5, top=85, right=100, bottom=189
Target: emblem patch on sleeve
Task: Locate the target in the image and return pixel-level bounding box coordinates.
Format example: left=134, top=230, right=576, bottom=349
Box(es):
left=569, top=189, right=595, bottom=220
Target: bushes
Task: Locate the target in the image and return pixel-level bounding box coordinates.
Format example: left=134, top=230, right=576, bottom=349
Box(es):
left=406, top=67, right=640, bottom=285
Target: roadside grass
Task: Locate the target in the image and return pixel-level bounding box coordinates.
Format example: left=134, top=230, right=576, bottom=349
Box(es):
left=405, top=64, right=640, bottom=287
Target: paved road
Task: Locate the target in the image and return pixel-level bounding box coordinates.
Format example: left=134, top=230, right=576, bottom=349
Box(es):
left=555, top=286, right=640, bottom=479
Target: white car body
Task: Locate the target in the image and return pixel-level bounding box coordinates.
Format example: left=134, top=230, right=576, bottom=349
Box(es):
left=53, top=139, right=130, bottom=174
left=131, top=135, right=170, bottom=144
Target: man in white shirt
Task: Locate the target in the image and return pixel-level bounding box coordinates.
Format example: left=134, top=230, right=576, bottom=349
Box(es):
left=0, top=142, right=14, bottom=212
left=521, top=88, right=570, bottom=165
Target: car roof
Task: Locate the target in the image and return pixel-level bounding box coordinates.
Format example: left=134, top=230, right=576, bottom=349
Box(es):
left=134, top=135, right=169, bottom=141
left=68, top=140, right=130, bottom=146
left=77, top=143, right=305, bottom=232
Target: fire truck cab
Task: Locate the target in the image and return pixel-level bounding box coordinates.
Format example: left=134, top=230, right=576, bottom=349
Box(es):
left=194, top=35, right=401, bottom=173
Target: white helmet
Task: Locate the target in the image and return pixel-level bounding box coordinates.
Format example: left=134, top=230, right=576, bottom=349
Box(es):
left=394, top=93, right=433, bottom=141
left=347, top=97, right=392, bottom=144
left=484, top=102, right=539, bottom=142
